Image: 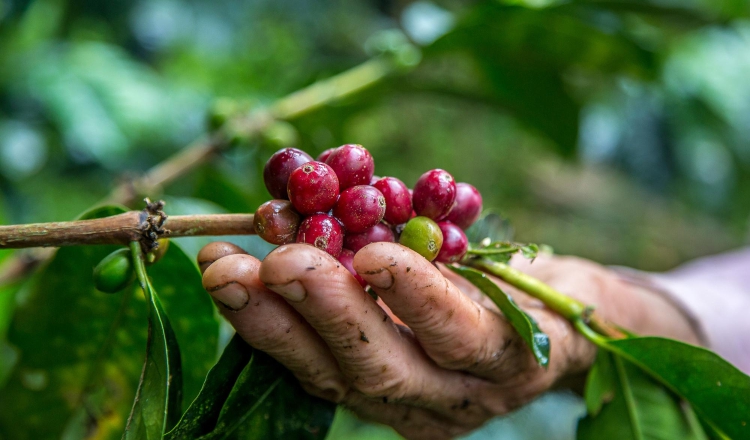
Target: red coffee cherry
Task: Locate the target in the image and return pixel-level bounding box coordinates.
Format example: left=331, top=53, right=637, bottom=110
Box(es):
left=344, top=223, right=395, bottom=253
left=412, top=169, right=457, bottom=221
left=445, top=183, right=483, bottom=230
left=317, top=148, right=335, bottom=163
left=338, top=249, right=367, bottom=288
left=263, top=148, right=313, bottom=199
left=373, top=176, right=412, bottom=225
left=296, top=213, right=344, bottom=257
left=253, top=199, right=301, bottom=245
left=332, top=185, right=386, bottom=233
left=435, top=222, right=469, bottom=263
left=287, top=161, right=340, bottom=215
left=324, top=144, right=374, bottom=190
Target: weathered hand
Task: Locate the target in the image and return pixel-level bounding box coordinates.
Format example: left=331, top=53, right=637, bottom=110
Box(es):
left=199, top=242, right=699, bottom=440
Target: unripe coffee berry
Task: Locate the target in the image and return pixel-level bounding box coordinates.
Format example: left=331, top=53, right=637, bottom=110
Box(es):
left=373, top=176, right=412, bottom=225
left=297, top=213, right=344, bottom=257
left=332, top=185, right=386, bottom=233
left=435, top=222, right=469, bottom=263
left=253, top=199, right=301, bottom=245
left=398, top=216, right=443, bottom=261
left=344, top=223, right=395, bottom=253
left=445, top=183, right=483, bottom=230
left=264, top=148, right=313, bottom=199
left=338, top=249, right=367, bottom=288
left=412, top=169, right=457, bottom=221
left=324, top=144, right=374, bottom=190
left=287, top=161, right=339, bottom=215
left=93, top=248, right=135, bottom=293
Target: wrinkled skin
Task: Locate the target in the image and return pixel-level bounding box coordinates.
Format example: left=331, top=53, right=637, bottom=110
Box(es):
left=200, top=242, right=700, bottom=440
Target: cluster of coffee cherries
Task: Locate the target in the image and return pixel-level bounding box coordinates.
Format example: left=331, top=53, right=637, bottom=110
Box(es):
left=253, top=144, right=482, bottom=287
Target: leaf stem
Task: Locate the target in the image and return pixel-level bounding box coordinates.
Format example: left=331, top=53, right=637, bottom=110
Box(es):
left=467, top=258, right=627, bottom=339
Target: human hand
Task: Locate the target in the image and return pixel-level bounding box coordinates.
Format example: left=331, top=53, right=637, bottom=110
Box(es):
left=198, top=242, right=700, bottom=440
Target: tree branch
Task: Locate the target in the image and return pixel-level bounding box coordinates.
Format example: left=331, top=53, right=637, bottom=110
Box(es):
left=0, top=213, right=256, bottom=249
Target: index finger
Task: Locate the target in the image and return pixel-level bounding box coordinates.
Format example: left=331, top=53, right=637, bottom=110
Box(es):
left=353, top=242, right=538, bottom=380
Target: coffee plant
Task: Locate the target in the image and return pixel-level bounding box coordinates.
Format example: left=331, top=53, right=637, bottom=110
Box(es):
left=1, top=2, right=750, bottom=439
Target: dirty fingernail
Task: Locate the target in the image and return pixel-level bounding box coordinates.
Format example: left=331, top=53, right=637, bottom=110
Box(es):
left=208, top=282, right=250, bottom=311
left=360, top=268, right=395, bottom=290
left=266, top=280, right=307, bottom=302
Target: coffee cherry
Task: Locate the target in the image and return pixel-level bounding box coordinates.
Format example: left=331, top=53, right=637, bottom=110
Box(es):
left=338, top=249, right=367, bottom=288
left=317, top=148, right=335, bottom=163
left=287, top=161, right=340, bottom=215
left=398, top=216, right=443, bottom=261
left=146, top=238, right=170, bottom=265
left=263, top=148, right=314, bottom=199
left=373, top=176, right=412, bottom=225
left=332, top=185, right=386, bottom=233
left=197, top=241, right=248, bottom=274
left=445, top=183, right=483, bottom=230
left=253, top=199, right=301, bottom=245
left=412, top=169, right=457, bottom=221
left=324, top=144, right=374, bottom=190
left=436, top=222, right=469, bottom=263
left=297, top=213, right=344, bottom=257
left=344, top=223, right=395, bottom=253
left=93, top=248, right=135, bottom=293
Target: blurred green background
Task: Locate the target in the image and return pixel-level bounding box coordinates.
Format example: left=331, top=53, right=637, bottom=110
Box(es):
left=1, top=0, right=749, bottom=438
left=1, top=0, right=749, bottom=271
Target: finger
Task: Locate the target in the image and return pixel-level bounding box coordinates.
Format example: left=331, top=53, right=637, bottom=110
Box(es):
left=258, top=244, right=493, bottom=423
left=202, top=254, right=348, bottom=402
left=197, top=241, right=247, bottom=274
left=354, top=242, right=537, bottom=380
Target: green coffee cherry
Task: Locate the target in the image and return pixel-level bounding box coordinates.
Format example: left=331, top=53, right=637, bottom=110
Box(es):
left=398, top=216, right=443, bottom=261
left=146, top=239, right=170, bottom=265
left=93, top=248, right=135, bottom=293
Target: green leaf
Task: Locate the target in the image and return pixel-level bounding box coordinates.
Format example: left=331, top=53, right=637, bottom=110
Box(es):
left=165, top=334, right=253, bottom=439
left=0, top=205, right=149, bottom=440
left=205, top=350, right=335, bottom=440
left=448, top=265, right=550, bottom=367
left=604, top=337, right=750, bottom=439
left=578, top=351, right=707, bottom=440
left=146, top=241, right=220, bottom=410
left=583, top=349, right=616, bottom=416
left=123, top=241, right=183, bottom=439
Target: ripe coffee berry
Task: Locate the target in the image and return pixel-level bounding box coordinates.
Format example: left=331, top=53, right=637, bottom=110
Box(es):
left=373, top=176, right=412, bottom=225
left=436, top=222, right=469, bottom=263
left=263, top=148, right=313, bottom=199
left=412, top=169, right=457, bottom=221
left=344, top=223, right=395, bottom=253
left=253, top=199, right=301, bottom=245
left=324, top=144, right=374, bottom=190
left=287, top=161, right=339, bottom=215
left=445, top=183, right=483, bottom=230
left=333, top=185, right=386, bottom=233
left=317, top=148, right=334, bottom=163
left=297, top=213, right=344, bottom=257
left=399, top=216, right=443, bottom=261
left=338, top=249, right=367, bottom=288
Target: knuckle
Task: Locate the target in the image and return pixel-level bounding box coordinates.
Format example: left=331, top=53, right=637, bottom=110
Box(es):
left=352, top=373, right=409, bottom=400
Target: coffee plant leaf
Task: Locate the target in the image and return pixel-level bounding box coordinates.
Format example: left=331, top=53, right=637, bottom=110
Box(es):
left=578, top=351, right=708, bottom=440
left=603, top=337, right=750, bottom=439
left=123, top=244, right=183, bottom=439
left=0, top=206, right=147, bottom=440
left=448, top=265, right=550, bottom=367
left=165, top=334, right=252, bottom=439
